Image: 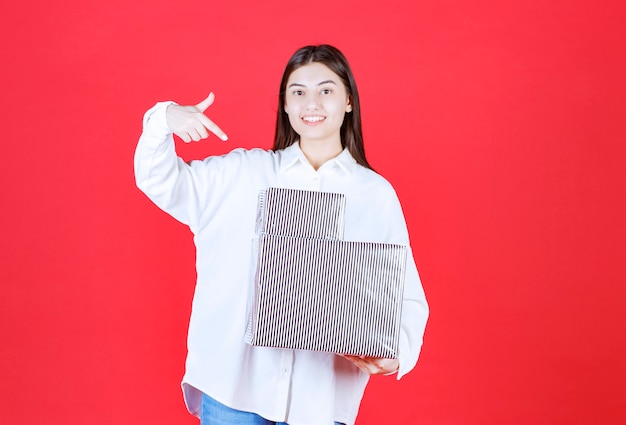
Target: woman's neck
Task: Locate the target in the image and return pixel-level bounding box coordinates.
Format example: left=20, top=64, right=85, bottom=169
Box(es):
left=299, top=138, right=343, bottom=171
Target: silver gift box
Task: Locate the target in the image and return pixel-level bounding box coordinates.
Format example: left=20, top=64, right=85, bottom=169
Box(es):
left=245, top=188, right=406, bottom=358
left=255, top=187, right=346, bottom=240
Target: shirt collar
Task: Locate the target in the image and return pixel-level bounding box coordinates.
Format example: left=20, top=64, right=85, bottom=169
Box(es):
left=279, top=141, right=358, bottom=174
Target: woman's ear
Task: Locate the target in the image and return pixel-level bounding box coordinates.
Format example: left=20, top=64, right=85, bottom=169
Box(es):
left=346, top=96, right=353, bottom=113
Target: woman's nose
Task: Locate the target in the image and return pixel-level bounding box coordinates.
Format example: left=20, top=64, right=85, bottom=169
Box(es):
left=305, top=92, right=320, bottom=108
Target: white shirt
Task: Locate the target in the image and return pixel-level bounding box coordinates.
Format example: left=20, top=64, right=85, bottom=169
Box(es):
left=134, top=102, right=428, bottom=425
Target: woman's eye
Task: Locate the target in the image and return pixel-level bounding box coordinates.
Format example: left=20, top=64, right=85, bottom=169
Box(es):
left=321, top=88, right=333, bottom=95
left=293, top=90, right=304, bottom=96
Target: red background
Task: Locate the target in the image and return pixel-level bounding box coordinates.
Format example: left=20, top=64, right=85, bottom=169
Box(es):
left=1, top=1, right=625, bottom=424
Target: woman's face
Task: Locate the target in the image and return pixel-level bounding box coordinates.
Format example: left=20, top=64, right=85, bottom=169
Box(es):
left=284, top=62, right=352, bottom=148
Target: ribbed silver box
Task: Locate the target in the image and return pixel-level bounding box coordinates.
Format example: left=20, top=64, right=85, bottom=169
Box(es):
left=255, top=187, right=346, bottom=240
left=245, top=188, right=407, bottom=358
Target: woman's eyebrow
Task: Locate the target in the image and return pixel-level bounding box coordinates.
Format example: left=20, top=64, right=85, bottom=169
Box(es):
left=287, top=80, right=338, bottom=88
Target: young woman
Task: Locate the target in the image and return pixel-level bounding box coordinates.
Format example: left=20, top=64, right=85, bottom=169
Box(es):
left=134, top=45, right=428, bottom=425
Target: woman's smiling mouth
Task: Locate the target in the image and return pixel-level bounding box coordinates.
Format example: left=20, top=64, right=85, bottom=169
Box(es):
left=302, top=115, right=326, bottom=125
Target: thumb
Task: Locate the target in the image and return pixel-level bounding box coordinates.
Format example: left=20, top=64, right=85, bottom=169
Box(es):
left=195, top=92, right=215, bottom=112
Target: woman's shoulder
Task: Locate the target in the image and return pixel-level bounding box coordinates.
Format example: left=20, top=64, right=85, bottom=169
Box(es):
left=222, top=146, right=276, bottom=159
left=184, top=147, right=280, bottom=182
left=196, top=146, right=277, bottom=166
left=354, top=164, right=398, bottom=195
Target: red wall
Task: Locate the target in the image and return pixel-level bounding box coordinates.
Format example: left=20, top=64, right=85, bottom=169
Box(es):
left=1, top=1, right=625, bottom=424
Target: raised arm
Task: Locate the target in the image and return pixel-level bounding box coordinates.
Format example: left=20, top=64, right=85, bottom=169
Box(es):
left=133, top=93, right=228, bottom=227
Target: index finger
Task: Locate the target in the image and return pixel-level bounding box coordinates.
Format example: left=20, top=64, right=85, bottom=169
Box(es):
left=198, top=114, right=228, bottom=141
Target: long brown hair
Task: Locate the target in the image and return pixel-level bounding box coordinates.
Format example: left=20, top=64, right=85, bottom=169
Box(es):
left=272, top=45, right=373, bottom=170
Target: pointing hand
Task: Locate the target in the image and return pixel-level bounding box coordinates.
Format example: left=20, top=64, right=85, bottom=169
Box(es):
left=165, top=93, right=229, bottom=143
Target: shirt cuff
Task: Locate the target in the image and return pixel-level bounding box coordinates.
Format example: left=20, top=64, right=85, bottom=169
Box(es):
left=142, top=101, right=176, bottom=138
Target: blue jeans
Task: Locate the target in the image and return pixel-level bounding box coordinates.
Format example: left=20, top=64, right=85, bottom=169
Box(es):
left=200, top=393, right=345, bottom=425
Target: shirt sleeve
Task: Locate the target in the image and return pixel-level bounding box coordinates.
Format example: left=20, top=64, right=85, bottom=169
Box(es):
left=385, top=192, right=429, bottom=379
left=397, top=246, right=428, bottom=379
left=133, top=102, right=203, bottom=227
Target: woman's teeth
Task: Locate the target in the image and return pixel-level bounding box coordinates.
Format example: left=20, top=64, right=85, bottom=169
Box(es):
left=303, top=116, right=325, bottom=123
